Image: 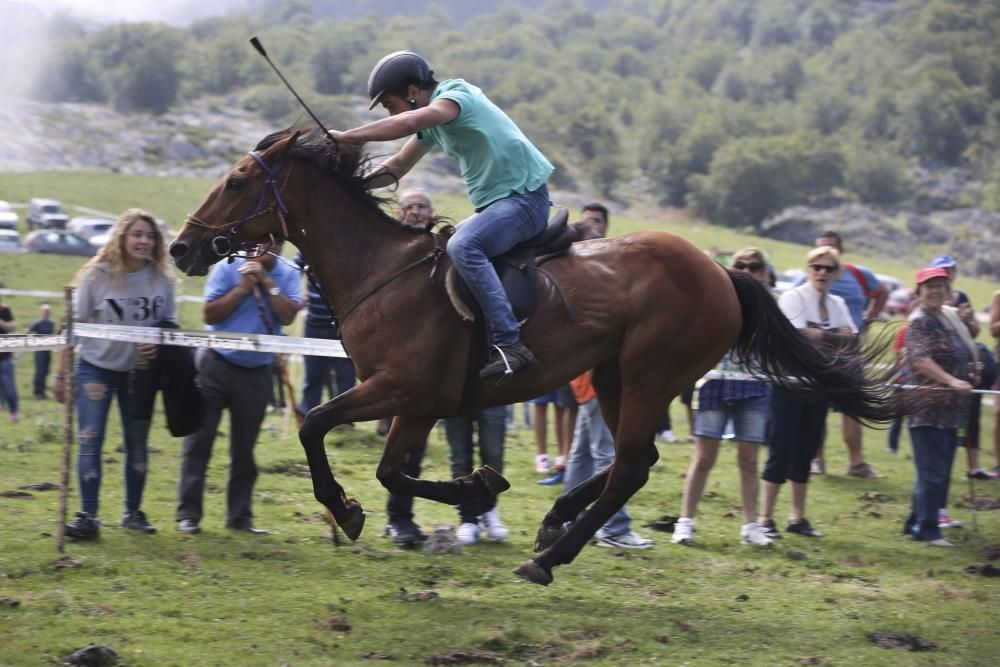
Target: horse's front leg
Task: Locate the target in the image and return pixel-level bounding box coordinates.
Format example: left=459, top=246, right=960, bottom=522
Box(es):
left=376, top=416, right=510, bottom=505
left=299, top=377, right=406, bottom=540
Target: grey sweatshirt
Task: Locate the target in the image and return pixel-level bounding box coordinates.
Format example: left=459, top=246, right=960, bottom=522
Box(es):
left=74, top=262, right=176, bottom=371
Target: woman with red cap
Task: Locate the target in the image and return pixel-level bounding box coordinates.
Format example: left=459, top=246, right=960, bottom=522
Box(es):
left=903, top=267, right=976, bottom=547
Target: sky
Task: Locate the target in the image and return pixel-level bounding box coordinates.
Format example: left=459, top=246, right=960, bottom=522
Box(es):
left=34, top=0, right=248, bottom=25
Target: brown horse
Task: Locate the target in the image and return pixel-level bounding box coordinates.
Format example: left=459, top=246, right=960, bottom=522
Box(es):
left=170, top=127, right=896, bottom=586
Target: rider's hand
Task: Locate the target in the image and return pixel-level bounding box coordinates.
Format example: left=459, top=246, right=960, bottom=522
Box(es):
left=328, top=130, right=363, bottom=151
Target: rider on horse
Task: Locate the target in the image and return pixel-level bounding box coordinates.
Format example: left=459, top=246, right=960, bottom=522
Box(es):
left=328, top=51, right=553, bottom=382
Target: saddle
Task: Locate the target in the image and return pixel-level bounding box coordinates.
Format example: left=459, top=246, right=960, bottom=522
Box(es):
left=445, top=208, right=575, bottom=324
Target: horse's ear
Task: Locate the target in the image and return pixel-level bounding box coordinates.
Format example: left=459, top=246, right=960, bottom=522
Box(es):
left=261, top=131, right=302, bottom=162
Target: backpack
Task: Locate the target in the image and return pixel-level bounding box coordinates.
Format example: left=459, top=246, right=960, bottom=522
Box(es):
left=842, top=264, right=878, bottom=300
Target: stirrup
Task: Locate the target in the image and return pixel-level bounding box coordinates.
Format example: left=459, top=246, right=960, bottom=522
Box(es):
left=492, top=345, right=515, bottom=377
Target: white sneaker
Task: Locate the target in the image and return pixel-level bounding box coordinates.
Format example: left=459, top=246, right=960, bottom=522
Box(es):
left=656, top=430, right=678, bottom=443
left=554, top=455, right=566, bottom=469
left=480, top=509, right=509, bottom=541
left=456, top=522, right=480, bottom=545
left=740, top=522, right=774, bottom=547
left=534, top=454, right=551, bottom=474
left=671, top=517, right=695, bottom=544
left=593, top=529, right=654, bottom=549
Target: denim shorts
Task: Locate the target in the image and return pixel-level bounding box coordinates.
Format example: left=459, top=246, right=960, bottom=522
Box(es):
left=693, top=394, right=770, bottom=443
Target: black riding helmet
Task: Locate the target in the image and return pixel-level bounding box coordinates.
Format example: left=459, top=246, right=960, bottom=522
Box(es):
left=367, top=51, right=434, bottom=110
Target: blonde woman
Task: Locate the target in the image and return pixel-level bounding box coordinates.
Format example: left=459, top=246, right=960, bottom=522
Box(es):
left=759, top=246, right=856, bottom=539
left=54, top=209, right=176, bottom=539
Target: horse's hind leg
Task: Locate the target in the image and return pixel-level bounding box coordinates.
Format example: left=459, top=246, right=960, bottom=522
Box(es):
left=516, top=380, right=665, bottom=585
left=533, top=358, right=654, bottom=552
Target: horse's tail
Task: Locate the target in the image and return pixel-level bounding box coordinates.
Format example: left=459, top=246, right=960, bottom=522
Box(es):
left=726, top=269, right=899, bottom=423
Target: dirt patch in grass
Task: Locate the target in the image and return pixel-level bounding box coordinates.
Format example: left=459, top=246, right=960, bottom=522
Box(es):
left=259, top=460, right=312, bottom=478
left=316, top=614, right=351, bottom=632
left=62, top=643, right=118, bottom=665
left=867, top=632, right=937, bottom=651
left=964, top=563, right=1000, bottom=577
left=425, top=649, right=505, bottom=665
left=956, top=494, right=1000, bottom=510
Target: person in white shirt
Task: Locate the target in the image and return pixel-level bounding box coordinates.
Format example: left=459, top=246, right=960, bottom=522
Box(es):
left=758, top=246, right=857, bottom=540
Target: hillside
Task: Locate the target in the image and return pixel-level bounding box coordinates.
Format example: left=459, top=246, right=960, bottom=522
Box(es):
left=1, top=0, right=999, bottom=273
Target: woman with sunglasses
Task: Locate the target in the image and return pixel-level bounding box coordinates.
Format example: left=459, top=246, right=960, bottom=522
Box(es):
left=672, top=248, right=775, bottom=547
left=758, top=246, right=856, bottom=539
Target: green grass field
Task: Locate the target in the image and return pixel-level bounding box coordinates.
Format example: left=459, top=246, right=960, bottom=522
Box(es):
left=1, top=171, right=998, bottom=665
left=0, top=371, right=998, bottom=665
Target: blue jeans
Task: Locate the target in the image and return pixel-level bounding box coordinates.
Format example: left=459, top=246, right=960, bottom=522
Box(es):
left=76, top=359, right=151, bottom=517
left=385, top=439, right=427, bottom=523
left=447, top=185, right=550, bottom=346
left=563, top=398, right=631, bottom=536
left=34, top=351, right=51, bottom=398
left=444, top=405, right=507, bottom=523
left=0, top=356, right=17, bottom=415
left=299, top=321, right=356, bottom=414
left=905, top=426, right=958, bottom=541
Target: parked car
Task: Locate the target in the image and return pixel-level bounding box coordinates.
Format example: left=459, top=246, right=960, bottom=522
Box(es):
left=23, top=230, right=97, bottom=256
left=88, top=217, right=170, bottom=248
left=886, top=287, right=916, bottom=316
left=874, top=273, right=902, bottom=294
left=67, top=215, right=115, bottom=243
left=0, top=200, right=18, bottom=231
left=26, top=198, right=70, bottom=230
left=0, top=228, right=21, bottom=252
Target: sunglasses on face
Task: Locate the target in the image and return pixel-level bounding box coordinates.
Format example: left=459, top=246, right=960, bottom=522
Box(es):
left=809, top=263, right=838, bottom=274
left=734, top=261, right=764, bottom=271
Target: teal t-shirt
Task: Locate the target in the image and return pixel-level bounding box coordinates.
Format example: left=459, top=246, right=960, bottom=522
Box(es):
left=417, top=79, right=553, bottom=209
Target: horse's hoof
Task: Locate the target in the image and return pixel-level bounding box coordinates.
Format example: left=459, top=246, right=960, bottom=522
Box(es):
left=513, top=559, right=553, bottom=586
left=533, top=523, right=566, bottom=553
left=338, top=501, right=366, bottom=541
left=474, top=465, right=511, bottom=496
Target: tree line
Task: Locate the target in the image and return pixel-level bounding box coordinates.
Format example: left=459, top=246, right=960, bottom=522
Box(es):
left=32, top=0, right=1000, bottom=227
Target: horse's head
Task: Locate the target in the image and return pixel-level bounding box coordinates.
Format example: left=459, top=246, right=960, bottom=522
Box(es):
left=170, top=131, right=302, bottom=276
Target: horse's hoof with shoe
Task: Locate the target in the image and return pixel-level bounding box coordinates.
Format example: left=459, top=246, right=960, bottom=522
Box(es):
left=513, top=559, right=553, bottom=586
left=473, top=465, right=511, bottom=496
left=337, top=500, right=366, bottom=541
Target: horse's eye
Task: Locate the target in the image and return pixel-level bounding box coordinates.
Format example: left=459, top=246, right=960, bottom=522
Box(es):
left=225, top=177, right=244, bottom=191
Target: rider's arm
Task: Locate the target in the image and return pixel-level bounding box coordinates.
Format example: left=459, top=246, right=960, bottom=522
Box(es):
left=332, top=99, right=459, bottom=146
left=366, top=138, right=433, bottom=189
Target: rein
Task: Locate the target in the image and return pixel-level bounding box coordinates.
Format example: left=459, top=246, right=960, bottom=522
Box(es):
left=337, top=235, right=447, bottom=324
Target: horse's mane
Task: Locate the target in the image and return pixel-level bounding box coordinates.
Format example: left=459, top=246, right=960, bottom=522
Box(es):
left=254, top=125, right=430, bottom=234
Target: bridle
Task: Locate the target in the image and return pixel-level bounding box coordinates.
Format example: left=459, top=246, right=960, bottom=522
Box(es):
left=185, top=150, right=295, bottom=259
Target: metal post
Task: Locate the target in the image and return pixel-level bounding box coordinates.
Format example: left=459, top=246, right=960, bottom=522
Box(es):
left=55, top=287, right=74, bottom=553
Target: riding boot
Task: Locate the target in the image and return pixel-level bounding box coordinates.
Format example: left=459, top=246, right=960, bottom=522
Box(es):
left=480, top=342, right=536, bottom=382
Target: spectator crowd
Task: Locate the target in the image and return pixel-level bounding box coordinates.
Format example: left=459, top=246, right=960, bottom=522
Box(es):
left=1, top=204, right=997, bottom=554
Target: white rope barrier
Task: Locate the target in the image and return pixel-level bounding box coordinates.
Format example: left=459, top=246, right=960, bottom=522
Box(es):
left=2, top=325, right=995, bottom=393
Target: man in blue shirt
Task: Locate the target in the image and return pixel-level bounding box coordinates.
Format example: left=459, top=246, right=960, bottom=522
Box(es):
left=176, top=240, right=301, bottom=534
left=329, top=51, right=553, bottom=382
left=796, top=231, right=887, bottom=478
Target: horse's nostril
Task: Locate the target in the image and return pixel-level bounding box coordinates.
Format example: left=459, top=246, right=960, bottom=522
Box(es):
left=168, top=240, right=189, bottom=259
